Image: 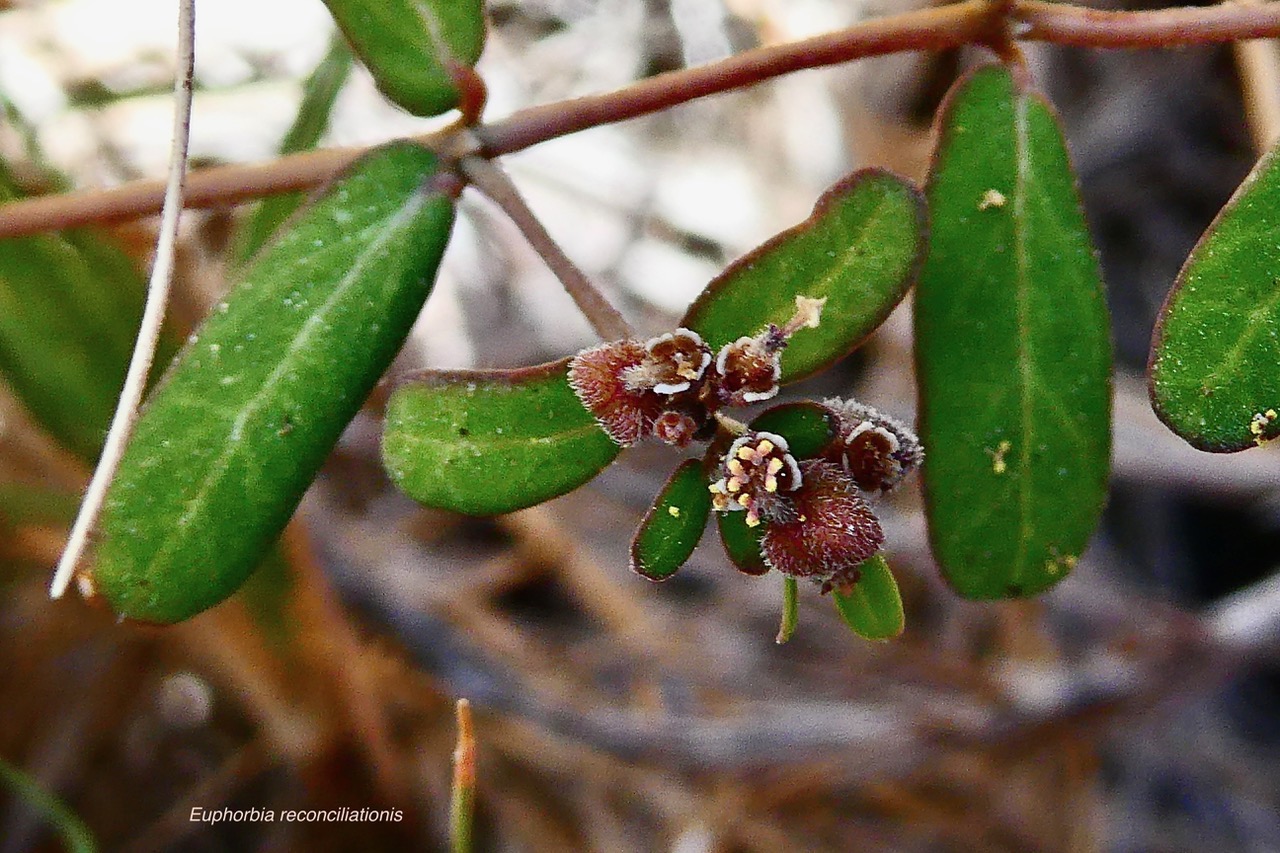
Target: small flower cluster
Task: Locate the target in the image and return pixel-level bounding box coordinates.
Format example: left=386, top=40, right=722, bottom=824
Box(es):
left=568, top=295, right=921, bottom=596
left=709, top=403, right=923, bottom=594
left=568, top=296, right=826, bottom=447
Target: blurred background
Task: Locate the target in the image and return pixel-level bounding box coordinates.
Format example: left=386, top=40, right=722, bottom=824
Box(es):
left=3, top=0, right=1280, bottom=850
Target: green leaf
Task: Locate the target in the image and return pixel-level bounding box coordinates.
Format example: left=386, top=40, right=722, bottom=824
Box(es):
left=233, top=37, right=353, bottom=265
left=384, top=359, right=621, bottom=516
left=1149, top=140, right=1280, bottom=451
left=681, top=169, right=925, bottom=383
left=630, top=458, right=710, bottom=580
left=0, top=758, right=97, bottom=853
left=717, top=508, right=768, bottom=576
left=322, top=0, right=486, bottom=117
left=92, top=142, right=455, bottom=623
left=916, top=65, right=1111, bottom=599
left=831, top=554, right=903, bottom=640
left=0, top=164, right=157, bottom=461
left=748, top=401, right=838, bottom=459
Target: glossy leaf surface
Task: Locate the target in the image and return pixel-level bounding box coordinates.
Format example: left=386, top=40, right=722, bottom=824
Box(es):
left=0, top=165, right=151, bottom=460
left=630, top=459, right=710, bottom=580
left=749, top=401, right=838, bottom=459
left=832, top=554, right=904, bottom=640
left=682, top=170, right=925, bottom=383
left=916, top=66, right=1111, bottom=599
left=322, top=0, right=485, bottom=117
left=1150, top=139, right=1280, bottom=451
left=94, top=143, right=455, bottom=623
left=384, top=359, right=620, bottom=516
left=717, top=509, right=768, bottom=576
left=234, top=37, right=352, bottom=264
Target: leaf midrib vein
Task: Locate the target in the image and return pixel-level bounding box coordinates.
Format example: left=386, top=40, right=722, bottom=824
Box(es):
left=143, top=191, right=432, bottom=572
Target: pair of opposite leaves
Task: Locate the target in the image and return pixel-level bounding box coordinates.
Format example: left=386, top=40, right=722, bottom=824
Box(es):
left=86, top=64, right=1116, bottom=625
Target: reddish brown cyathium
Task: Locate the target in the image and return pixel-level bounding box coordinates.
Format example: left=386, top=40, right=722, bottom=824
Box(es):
left=705, top=335, right=782, bottom=408
left=623, top=329, right=712, bottom=394
left=759, top=461, right=884, bottom=592
left=823, top=398, right=923, bottom=494
left=708, top=431, right=802, bottom=527
left=568, top=339, right=664, bottom=445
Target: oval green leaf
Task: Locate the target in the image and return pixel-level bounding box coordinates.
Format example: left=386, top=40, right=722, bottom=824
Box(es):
left=915, top=65, right=1112, bottom=600
left=717, top=509, right=769, bottom=576
left=630, top=458, right=711, bottom=581
left=1150, top=138, right=1280, bottom=451
left=749, top=401, right=838, bottom=459
left=322, top=0, right=486, bottom=117
left=383, top=359, right=621, bottom=516
left=0, top=164, right=158, bottom=461
left=93, top=142, right=456, bottom=623
left=831, top=554, right=903, bottom=640
left=681, top=169, right=925, bottom=383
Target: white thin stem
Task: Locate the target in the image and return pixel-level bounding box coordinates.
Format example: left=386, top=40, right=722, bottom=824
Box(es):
left=49, top=0, right=196, bottom=599
left=459, top=156, right=634, bottom=342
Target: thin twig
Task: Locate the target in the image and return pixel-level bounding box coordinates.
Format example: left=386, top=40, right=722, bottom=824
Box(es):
left=475, top=0, right=995, bottom=156
left=8, top=0, right=1280, bottom=240
left=451, top=699, right=477, bottom=853
left=460, top=156, right=634, bottom=341
left=1014, top=0, right=1280, bottom=47
left=48, top=0, right=196, bottom=599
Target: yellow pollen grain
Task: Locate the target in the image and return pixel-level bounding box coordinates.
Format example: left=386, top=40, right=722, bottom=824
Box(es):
left=989, top=440, right=1012, bottom=475
left=757, top=439, right=775, bottom=455
left=1251, top=409, right=1279, bottom=445
left=745, top=513, right=761, bottom=528
left=736, top=446, right=755, bottom=461
left=978, top=189, right=1007, bottom=210
left=765, top=475, right=778, bottom=493
left=737, top=494, right=751, bottom=507
left=727, top=459, right=745, bottom=476
left=668, top=506, right=681, bottom=518
left=766, top=457, right=783, bottom=475
left=727, top=478, right=742, bottom=493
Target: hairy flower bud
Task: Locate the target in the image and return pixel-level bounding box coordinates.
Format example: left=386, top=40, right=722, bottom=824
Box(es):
left=652, top=410, right=700, bottom=447
left=569, top=331, right=712, bottom=447
left=569, top=340, right=663, bottom=446
left=822, top=399, right=923, bottom=494
left=759, top=460, right=884, bottom=592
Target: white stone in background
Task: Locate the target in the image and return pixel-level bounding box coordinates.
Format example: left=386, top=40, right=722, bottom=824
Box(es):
left=510, top=128, right=650, bottom=215
left=772, top=74, right=850, bottom=191
left=670, top=0, right=733, bottom=67
left=0, top=29, right=65, bottom=121
left=323, top=69, right=452, bottom=150
left=515, top=163, right=637, bottom=272
left=618, top=238, right=721, bottom=317
left=653, top=153, right=768, bottom=252
left=513, top=262, right=599, bottom=352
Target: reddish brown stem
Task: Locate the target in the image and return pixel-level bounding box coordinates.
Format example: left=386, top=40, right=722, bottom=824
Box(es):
left=6, top=0, right=1280, bottom=238
left=477, top=0, right=994, bottom=156
left=1015, top=0, right=1280, bottom=47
